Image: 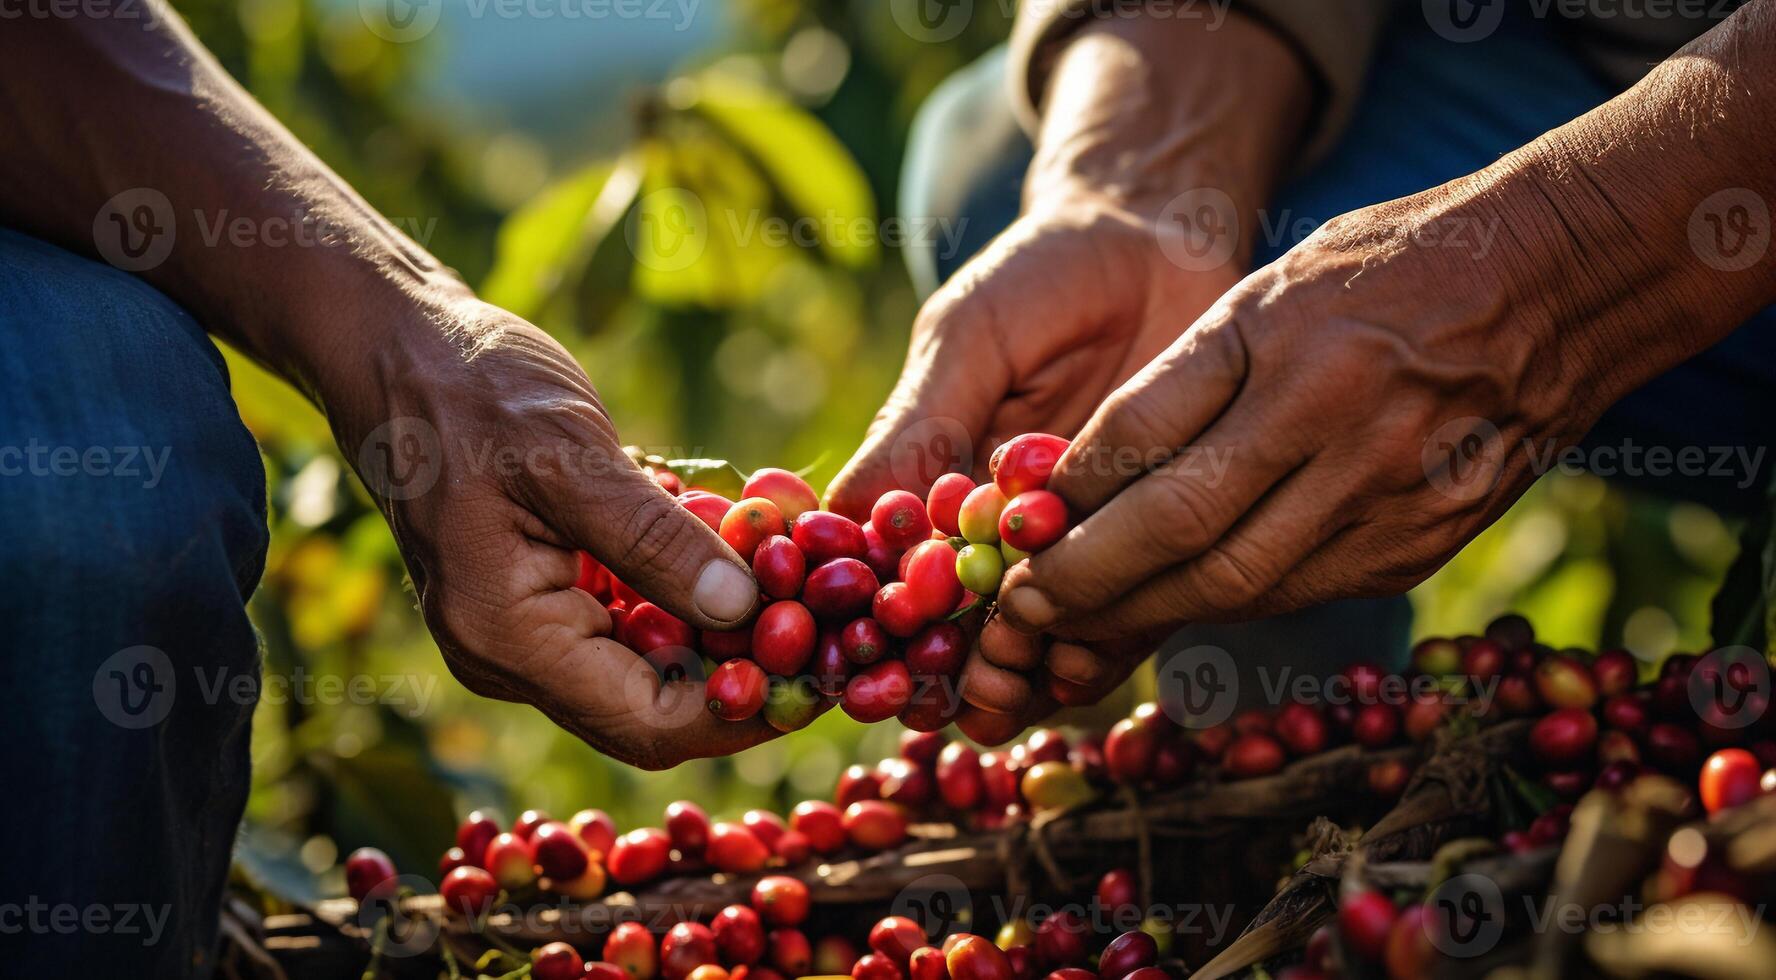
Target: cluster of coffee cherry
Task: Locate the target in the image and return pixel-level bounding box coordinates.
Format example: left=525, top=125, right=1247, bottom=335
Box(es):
left=574, top=436, right=1073, bottom=731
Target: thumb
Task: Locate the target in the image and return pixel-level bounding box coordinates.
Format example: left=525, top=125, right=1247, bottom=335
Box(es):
left=825, top=295, right=1009, bottom=522
left=548, top=448, right=759, bottom=631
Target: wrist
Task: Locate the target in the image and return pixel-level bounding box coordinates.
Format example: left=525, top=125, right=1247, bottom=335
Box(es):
left=1026, top=9, right=1311, bottom=237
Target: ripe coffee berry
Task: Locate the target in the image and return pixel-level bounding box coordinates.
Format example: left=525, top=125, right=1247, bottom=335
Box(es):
left=530, top=820, right=591, bottom=881
left=743, top=469, right=820, bottom=522
left=752, top=535, right=806, bottom=600
left=344, top=847, right=397, bottom=902
left=620, top=603, right=696, bottom=655
left=771, top=929, right=814, bottom=977
left=752, top=875, right=812, bottom=926
left=721, top=498, right=788, bottom=561
left=835, top=764, right=883, bottom=807
left=708, top=659, right=769, bottom=720
left=790, top=800, right=846, bottom=854
left=902, top=539, right=966, bottom=620
left=872, top=582, right=928, bottom=638
left=905, top=622, right=967, bottom=677
left=455, top=810, right=500, bottom=868
left=534, top=943, right=586, bottom=980
left=803, top=559, right=880, bottom=619
left=840, top=617, right=889, bottom=665
left=992, top=433, right=1068, bottom=497
left=484, top=832, right=536, bottom=890
left=569, top=808, right=617, bottom=857
left=1338, top=891, right=1396, bottom=963
left=608, top=828, right=671, bottom=885
left=662, top=923, right=721, bottom=980
left=926, top=473, right=975, bottom=538
left=1700, top=748, right=1762, bottom=814
left=999, top=491, right=1068, bottom=553
left=842, top=800, right=909, bottom=850
left=873, top=490, right=936, bottom=551
left=869, top=916, right=926, bottom=967
left=844, top=659, right=914, bottom=723
left=440, top=865, right=499, bottom=918
left=707, top=822, right=770, bottom=874
left=752, top=601, right=817, bottom=675
left=680, top=492, right=733, bottom=531
left=937, top=741, right=985, bottom=809
left=606, top=921, right=659, bottom=980
left=714, top=905, right=768, bottom=966
left=812, top=628, right=851, bottom=696
left=1224, top=733, right=1286, bottom=780
left=666, top=800, right=711, bottom=853
left=792, top=511, right=869, bottom=565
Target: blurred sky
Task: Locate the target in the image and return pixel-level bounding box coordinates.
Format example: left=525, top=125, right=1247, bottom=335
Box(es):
left=372, top=0, right=731, bottom=149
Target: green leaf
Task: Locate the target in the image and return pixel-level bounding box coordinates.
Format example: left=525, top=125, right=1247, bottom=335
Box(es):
left=481, top=157, right=637, bottom=322
left=666, top=457, right=747, bottom=498
left=681, top=75, right=878, bottom=269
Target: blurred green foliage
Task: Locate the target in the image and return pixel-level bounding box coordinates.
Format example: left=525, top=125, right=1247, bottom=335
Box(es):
left=175, top=0, right=1745, bottom=902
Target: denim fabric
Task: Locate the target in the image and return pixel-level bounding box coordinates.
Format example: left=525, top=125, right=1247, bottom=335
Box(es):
left=0, top=227, right=268, bottom=977
left=899, top=8, right=1776, bottom=688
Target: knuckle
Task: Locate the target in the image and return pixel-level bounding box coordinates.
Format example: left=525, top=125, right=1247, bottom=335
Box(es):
left=1188, top=545, right=1276, bottom=613
left=1145, top=475, right=1221, bottom=558
left=613, top=492, right=699, bottom=577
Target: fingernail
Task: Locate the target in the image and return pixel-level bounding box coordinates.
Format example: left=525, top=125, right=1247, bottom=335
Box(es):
left=694, top=560, right=755, bottom=623
left=1002, top=586, right=1058, bottom=632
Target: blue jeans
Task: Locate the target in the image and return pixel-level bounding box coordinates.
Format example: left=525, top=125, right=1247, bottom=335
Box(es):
left=0, top=228, right=268, bottom=976
left=902, top=10, right=1776, bottom=681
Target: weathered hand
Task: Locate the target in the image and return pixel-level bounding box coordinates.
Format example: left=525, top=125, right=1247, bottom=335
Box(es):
left=824, top=9, right=1309, bottom=520
left=338, top=299, right=766, bottom=770
left=1002, top=10, right=1776, bottom=640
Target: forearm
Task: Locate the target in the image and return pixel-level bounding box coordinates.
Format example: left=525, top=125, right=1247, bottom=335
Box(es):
left=0, top=8, right=470, bottom=412
left=1026, top=9, right=1313, bottom=252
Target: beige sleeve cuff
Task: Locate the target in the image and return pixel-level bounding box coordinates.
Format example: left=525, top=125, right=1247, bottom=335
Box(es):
left=1006, top=0, right=1394, bottom=169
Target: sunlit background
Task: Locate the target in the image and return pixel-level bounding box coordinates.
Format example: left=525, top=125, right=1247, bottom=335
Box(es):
left=180, top=0, right=1746, bottom=903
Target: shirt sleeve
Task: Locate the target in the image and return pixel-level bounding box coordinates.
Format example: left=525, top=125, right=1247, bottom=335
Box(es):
left=1006, top=0, right=1396, bottom=168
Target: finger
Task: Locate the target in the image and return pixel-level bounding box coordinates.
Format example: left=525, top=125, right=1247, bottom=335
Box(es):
left=978, top=614, right=1045, bottom=671
left=955, top=693, right=1057, bottom=747
left=1047, top=313, right=1248, bottom=516
left=530, top=629, right=780, bottom=769
left=825, top=301, right=1009, bottom=521
left=545, top=446, right=759, bottom=631
left=1045, top=468, right=1350, bottom=640
left=999, top=402, right=1302, bottom=633
left=958, top=646, right=1035, bottom=715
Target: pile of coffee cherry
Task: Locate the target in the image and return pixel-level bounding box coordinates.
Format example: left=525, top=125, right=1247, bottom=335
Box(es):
left=575, top=435, right=1073, bottom=731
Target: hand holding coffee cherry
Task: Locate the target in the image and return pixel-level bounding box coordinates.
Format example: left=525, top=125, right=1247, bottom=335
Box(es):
left=618, top=441, right=1081, bottom=734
